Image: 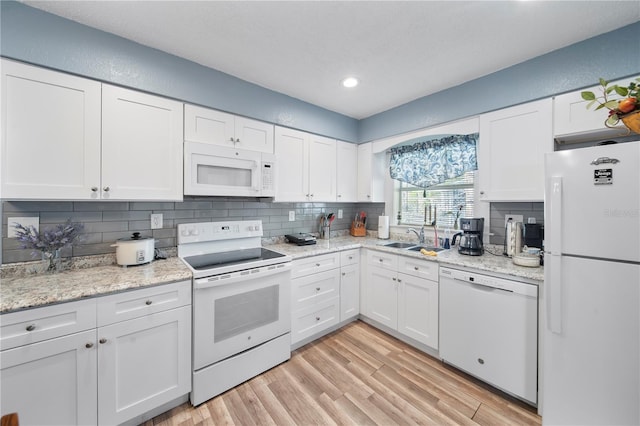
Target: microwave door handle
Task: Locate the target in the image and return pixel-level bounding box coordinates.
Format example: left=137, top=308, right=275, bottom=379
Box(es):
left=252, top=160, right=260, bottom=192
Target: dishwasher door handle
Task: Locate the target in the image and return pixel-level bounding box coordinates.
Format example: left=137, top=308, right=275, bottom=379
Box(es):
left=454, top=277, right=514, bottom=293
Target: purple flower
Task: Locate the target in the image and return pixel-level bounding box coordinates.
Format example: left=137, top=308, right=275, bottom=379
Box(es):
left=13, top=219, right=84, bottom=258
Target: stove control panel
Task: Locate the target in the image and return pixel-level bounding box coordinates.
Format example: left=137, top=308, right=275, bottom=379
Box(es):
left=178, top=220, right=263, bottom=244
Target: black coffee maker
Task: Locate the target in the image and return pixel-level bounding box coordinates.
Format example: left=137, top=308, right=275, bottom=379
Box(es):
left=452, top=218, right=484, bottom=256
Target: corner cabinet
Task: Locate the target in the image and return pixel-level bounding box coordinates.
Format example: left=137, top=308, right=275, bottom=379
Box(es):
left=477, top=98, right=553, bottom=202
left=0, top=280, right=191, bottom=426
left=357, top=142, right=385, bottom=202
left=184, top=104, right=274, bottom=153
left=274, top=126, right=337, bottom=202
left=102, top=85, right=183, bottom=201
left=1, top=59, right=183, bottom=201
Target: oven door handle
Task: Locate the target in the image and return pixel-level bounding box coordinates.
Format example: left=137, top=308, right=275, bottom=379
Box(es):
left=194, top=263, right=292, bottom=289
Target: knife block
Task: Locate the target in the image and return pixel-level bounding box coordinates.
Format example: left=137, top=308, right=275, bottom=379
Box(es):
left=350, top=221, right=366, bottom=237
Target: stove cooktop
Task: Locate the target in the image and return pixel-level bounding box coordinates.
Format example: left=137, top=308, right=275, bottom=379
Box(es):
left=183, top=247, right=289, bottom=277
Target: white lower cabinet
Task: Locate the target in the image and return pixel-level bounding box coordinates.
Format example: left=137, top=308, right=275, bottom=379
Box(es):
left=340, top=249, right=360, bottom=321
left=0, top=280, right=191, bottom=426
left=362, top=250, right=439, bottom=349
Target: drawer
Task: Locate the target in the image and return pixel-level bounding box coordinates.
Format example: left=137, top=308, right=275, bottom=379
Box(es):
left=291, top=297, right=340, bottom=344
left=292, top=269, right=340, bottom=310
left=1, top=299, right=97, bottom=351
left=291, top=252, right=340, bottom=279
left=398, top=256, right=439, bottom=281
left=366, top=250, right=398, bottom=271
left=97, top=280, right=191, bottom=326
left=340, top=249, right=359, bottom=266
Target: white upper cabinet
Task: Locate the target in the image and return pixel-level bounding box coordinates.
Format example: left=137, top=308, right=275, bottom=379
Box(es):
left=102, top=85, right=183, bottom=201
left=554, top=76, right=638, bottom=143
left=184, top=104, right=274, bottom=153
left=274, top=126, right=336, bottom=202
left=1, top=59, right=183, bottom=201
left=336, top=141, right=358, bottom=202
left=478, top=98, right=553, bottom=202
left=357, top=142, right=385, bottom=202
left=1, top=59, right=101, bottom=199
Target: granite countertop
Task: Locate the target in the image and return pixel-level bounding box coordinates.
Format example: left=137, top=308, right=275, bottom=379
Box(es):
left=1, top=236, right=542, bottom=315
left=269, top=236, right=544, bottom=283
left=1, top=257, right=191, bottom=314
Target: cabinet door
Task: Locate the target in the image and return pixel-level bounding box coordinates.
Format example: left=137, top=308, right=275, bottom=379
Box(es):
left=102, top=85, right=183, bottom=201
left=1, top=59, right=101, bottom=199
left=336, top=141, right=358, bottom=202
left=357, top=142, right=385, bottom=202
left=184, top=104, right=235, bottom=147
left=478, top=99, right=552, bottom=201
left=340, top=263, right=360, bottom=321
left=1, top=330, right=97, bottom=426
left=365, top=265, right=398, bottom=329
left=308, top=135, right=337, bottom=201
left=235, top=116, right=274, bottom=153
left=397, top=273, right=439, bottom=349
left=97, top=306, right=191, bottom=425
left=274, top=126, right=309, bottom=202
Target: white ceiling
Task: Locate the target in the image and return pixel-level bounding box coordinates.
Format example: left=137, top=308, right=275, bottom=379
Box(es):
left=22, top=1, right=640, bottom=119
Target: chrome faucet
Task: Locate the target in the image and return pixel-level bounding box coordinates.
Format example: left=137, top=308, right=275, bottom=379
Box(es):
left=407, top=226, right=425, bottom=244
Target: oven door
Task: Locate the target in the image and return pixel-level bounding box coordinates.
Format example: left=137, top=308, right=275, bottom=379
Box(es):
left=193, top=263, right=291, bottom=370
left=184, top=141, right=262, bottom=197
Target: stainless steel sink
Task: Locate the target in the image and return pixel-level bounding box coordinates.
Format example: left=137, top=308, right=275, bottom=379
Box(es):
left=406, top=245, right=447, bottom=252
left=383, top=242, right=417, bottom=249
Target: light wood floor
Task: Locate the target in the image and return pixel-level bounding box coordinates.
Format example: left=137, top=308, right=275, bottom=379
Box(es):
left=144, top=321, right=541, bottom=425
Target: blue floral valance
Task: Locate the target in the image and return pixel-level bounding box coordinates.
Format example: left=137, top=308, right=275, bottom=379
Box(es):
left=389, top=133, right=478, bottom=188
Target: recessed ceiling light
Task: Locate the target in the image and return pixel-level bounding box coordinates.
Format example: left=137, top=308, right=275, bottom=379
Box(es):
left=341, top=77, right=359, bottom=88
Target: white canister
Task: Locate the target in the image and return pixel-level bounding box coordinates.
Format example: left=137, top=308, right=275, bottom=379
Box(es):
left=378, top=216, right=390, bottom=239
left=111, top=232, right=155, bottom=266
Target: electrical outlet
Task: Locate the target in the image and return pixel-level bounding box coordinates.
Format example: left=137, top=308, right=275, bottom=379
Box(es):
left=338, top=209, right=343, bottom=219
left=504, top=214, right=524, bottom=227
left=151, top=213, right=163, bottom=229
left=7, top=217, right=40, bottom=238
left=288, top=211, right=295, bottom=221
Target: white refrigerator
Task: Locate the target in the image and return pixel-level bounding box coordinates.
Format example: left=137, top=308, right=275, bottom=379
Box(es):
left=543, top=141, right=640, bottom=425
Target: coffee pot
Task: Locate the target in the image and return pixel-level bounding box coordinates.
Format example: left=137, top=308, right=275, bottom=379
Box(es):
left=451, top=218, right=484, bottom=256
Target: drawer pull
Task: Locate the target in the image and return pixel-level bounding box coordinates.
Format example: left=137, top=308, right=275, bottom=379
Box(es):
left=398, top=279, right=402, bottom=283
left=379, top=258, right=383, bottom=262
left=392, top=277, right=397, bottom=281
left=348, top=256, right=353, bottom=260
left=26, top=324, right=36, bottom=332
left=316, top=263, right=320, bottom=267
left=478, top=358, right=485, bottom=365
left=99, top=338, right=107, bottom=344
left=85, top=342, right=94, bottom=349
left=414, top=266, right=419, bottom=271
left=316, top=287, right=321, bottom=291
left=145, top=300, right=153, bottom=305
left=342, top=272, right=346, bottom=276
left=316, top=317, right=321, bottom=321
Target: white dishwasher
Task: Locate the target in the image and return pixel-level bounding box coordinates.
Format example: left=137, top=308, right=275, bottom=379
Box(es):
left=439, top=266, right=538, bottom=405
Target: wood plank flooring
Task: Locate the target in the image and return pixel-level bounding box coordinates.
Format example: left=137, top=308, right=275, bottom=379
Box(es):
left=144, top=321, right=541, bottom=425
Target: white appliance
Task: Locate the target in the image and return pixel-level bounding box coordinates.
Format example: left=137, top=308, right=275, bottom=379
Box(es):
left=439, top=267, right=538, bottom=404
left=177, top=220, right=292, bottom=406
left=184, top=141, right=276, bottom=197
left=543, top=141, right=640, bottom=425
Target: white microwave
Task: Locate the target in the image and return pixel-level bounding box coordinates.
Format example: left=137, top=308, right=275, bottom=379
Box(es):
left=184, top=142, right=276, bottom=197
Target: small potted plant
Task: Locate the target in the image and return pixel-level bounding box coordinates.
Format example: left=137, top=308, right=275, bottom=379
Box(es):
left=581, top=77, right=640, bottom=133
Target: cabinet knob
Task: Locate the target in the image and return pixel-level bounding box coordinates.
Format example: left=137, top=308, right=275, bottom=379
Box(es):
left=316, top=263, right=320, bottom=267
left=229, top=137, right=235, bottom=142
left=316, top=317, right=321, bottom=321
left=316, top=287, right=321, bottom=291
left=349, top=256, right=353, bottom=260
left=337, top=194, right=342, bottom=198
left=480, top=191, right=485, bottom=195
left=414, top=266, right=419, bottom=271
left=145, top=300, right=152, bottom=305
left=379, top=258, right=383, bottom=262
left=397, top=279, right=402, bottom=283
left=367, top=195, right=371, bottom=198
left=310, top=194, right=314, bottom=198
left=99, top=338, right=107, bottom=344
left=478, top=358, right=485, bottom=365
left=103, top=186, right=110, bottom=192
left=85, top=342, right=94, bottom=349
left=342, top=272, right=346, bottom=276
left=392, top=277, right=397, bottom=281
left=91, top=187, right=98, bottom=192
left=235, top=138, right=240, bottom=143
left=25, top=324, right=36, bottom=332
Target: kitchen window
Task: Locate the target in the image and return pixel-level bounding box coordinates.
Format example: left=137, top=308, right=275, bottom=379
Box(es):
left=396, top=171, right=475, bottom=228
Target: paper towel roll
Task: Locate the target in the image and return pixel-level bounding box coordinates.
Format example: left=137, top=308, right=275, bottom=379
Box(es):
left=378, top=216, right=390, bottom=239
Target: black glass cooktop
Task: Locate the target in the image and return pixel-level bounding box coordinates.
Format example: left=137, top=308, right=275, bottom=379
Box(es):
left=184, top=247, right=286, bottom=271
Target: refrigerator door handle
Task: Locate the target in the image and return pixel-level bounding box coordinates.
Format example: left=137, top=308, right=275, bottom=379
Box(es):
left=545, top=254, right=563, bottom=334
left=546, top=176, right=562, bottom=254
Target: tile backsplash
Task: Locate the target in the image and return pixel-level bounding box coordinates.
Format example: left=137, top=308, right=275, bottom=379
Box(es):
left=1, top=198, right=384, bottom=264
left=488, top=202, right=544, bottom=245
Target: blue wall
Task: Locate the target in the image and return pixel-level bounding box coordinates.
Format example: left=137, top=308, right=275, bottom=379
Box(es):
left=1, top=2, right=639, bottom=143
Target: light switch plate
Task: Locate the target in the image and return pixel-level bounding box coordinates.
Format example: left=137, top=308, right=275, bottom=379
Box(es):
left=338, top=209, right=343, bottom=219
left=7, top=217, right=40, bottom=238
left=151, top=213, right=163, bottom=229
left=504, top=214, right=524, bottom=227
